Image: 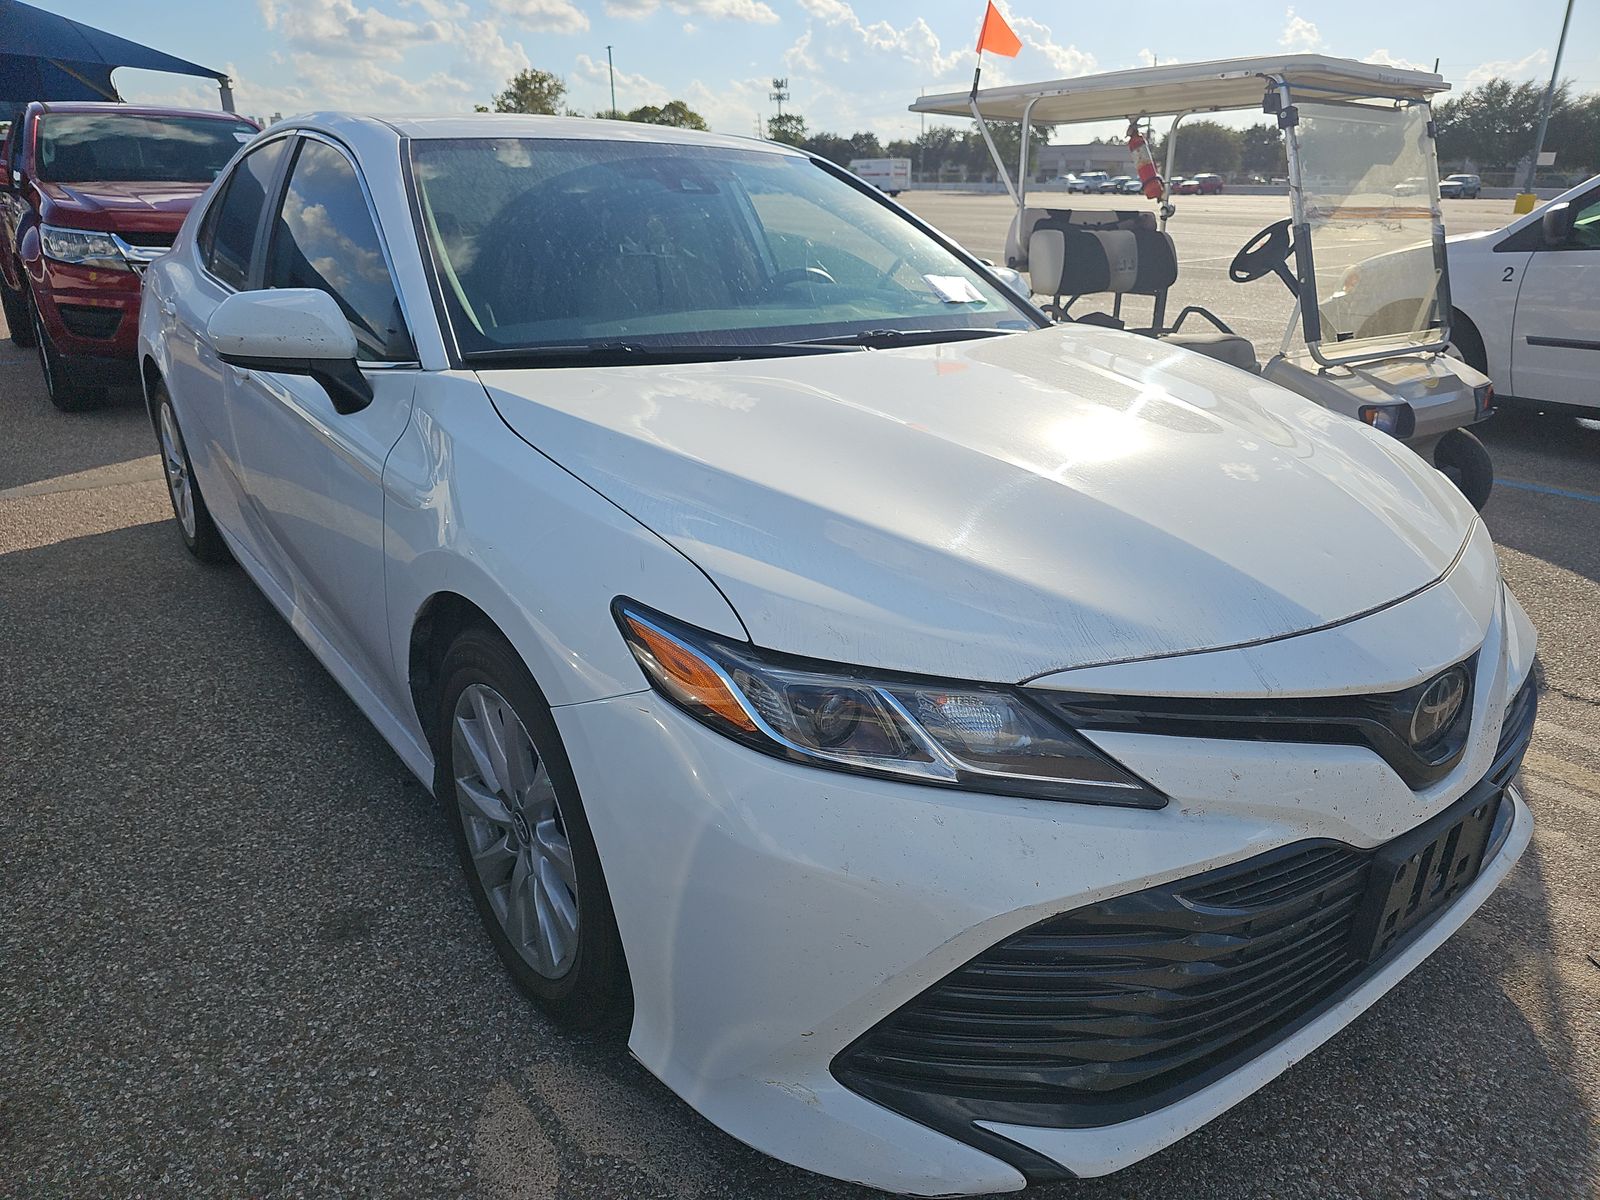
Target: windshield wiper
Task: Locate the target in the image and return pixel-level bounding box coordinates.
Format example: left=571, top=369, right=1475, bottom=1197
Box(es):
left=783, top=328, right=1018, bottom=349
left=463, top=340, right=863, bottom=368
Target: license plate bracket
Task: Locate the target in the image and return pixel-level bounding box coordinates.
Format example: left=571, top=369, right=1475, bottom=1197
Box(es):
left=1350, top=789, right=1502, bottom=963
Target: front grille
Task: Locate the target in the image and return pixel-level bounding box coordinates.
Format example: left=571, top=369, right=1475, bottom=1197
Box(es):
left=57, top=304, right=121, bottom=339
left=117, top=230, right=175, bottom=249
left=834, top=840, right=1372, bottom=1130
left=834, top=682, right=1536, bottom=1157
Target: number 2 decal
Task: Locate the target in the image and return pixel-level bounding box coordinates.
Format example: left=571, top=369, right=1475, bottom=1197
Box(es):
left=1503, top=267, right=1516, bottom=282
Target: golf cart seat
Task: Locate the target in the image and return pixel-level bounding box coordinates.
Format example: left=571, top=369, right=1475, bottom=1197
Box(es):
left=1028, top=219, right=1259, bottom=373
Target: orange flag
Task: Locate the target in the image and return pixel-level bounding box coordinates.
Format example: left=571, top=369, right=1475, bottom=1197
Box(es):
left=975, top=1, right=1022, bottom=57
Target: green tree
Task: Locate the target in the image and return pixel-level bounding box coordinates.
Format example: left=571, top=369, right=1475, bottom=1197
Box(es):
left=491, top=68, right=566, bottom=115
left=624, top=99, right=709, bottom=130
left=767, top=112, right=808, bottom=145
left=1157, top=120, right=1241, bottom=177
left=1237, top=123, right=1286, bottom=178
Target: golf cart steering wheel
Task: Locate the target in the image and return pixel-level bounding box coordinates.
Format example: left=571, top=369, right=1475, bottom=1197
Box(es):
left=1229, top=219, right=1300, bottom=296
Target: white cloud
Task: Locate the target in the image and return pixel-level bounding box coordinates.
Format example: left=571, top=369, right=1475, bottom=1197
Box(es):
left=573, top=52, right=672, bottom=108
left=286, top=52, right=473, bottom=108
left=1011, top=15, right=1094, bottom=78
left=453, top=19, right=530, bottom=82
left=258, top=0, right=448, bottom=59
left=489, top=0, right=589, bottom=34
left=398, top=0, right=468, bottom=17
left=1464, top=49, right=1550, bottom=83
left=1279, top=7, right=1323, bottom=53
left=604, top=0, right=778, bottom=22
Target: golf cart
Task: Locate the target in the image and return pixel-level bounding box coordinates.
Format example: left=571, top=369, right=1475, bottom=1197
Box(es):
left=911, top=54, right=1496, bottom=509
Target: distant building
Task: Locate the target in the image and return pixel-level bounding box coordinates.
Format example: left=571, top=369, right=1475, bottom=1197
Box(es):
left=1033, top=142, right=1132, bottom=180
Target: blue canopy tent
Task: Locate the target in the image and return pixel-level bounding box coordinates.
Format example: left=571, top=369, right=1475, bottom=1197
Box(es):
left=0, top=0, right=232, bottom=111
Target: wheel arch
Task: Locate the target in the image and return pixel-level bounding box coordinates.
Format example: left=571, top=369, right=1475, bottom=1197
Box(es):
left=1448, top=306, right=1489, bottom=376
left=140, top=354, right=164, bottom=427
left=408, top=590, right=500, bottom=755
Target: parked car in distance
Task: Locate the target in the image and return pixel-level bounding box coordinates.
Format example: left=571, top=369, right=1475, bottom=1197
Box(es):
left=140, top=112, right=1538, bottom=1197
left=1171, top=176, right=1199, bottom=195
left=1391, top=176, right=1431, bottom=196
left=847, top=157, right=911, bottom=197
left=1439, top=173, right=1482, bottom=199
left=1058, top=172, right=1086, bottom=192
left=0, top=101, right=259, bottom=409
left=1101, top=174, right=1134, bottom=193
left=1192, top=172, right=1225, bottom=194
left=1117, top=175, right=1144, bottom=194
left=1076, top=170, right=1111, bottom=192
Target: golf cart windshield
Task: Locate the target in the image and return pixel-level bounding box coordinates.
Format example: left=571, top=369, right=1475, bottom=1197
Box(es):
left=1294, top=101, right=1449, bottom=359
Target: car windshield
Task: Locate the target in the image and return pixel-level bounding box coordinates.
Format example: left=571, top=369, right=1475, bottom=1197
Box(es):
left=408, top=137, right=1036, bottom=359
left=35, top=113, right=256, bottom=183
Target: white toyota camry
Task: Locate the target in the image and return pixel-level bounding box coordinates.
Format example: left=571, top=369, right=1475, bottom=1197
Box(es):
left=138, top=115, right=1538, bottom=1195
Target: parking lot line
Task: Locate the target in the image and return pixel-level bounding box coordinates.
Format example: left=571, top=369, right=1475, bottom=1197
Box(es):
left=1498, top=478, right=1600, bottom=505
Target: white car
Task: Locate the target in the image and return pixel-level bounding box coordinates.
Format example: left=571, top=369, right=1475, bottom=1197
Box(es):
left=139, top=114, right=1537, bottom=1196
left=1446, top=175, right=1600, bottom=415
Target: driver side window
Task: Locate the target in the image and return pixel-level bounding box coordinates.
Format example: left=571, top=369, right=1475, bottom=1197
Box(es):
left=264, top=139, right=414, bottom=362
left=1569, top=195, right=1600, bottom=251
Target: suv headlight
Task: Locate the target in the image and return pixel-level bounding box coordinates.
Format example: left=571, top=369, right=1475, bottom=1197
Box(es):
left=40, top=225, right=128, bottom=271
left=615, top=601, right=1164, bottom=808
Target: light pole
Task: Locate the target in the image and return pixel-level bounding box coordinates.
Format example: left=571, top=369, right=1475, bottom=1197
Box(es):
left=1523, top=0, right=1576, bottom=192
left=606, top=45, right=617, bottom=117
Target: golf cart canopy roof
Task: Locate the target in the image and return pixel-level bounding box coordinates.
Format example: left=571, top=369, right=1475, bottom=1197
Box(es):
left=910, top=54, right=1449, bottom=125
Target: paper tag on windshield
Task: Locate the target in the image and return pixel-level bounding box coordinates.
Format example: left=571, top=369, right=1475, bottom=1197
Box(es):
left=923, top=274, right=984, bottom=304
left=234, top=132, right=254, bottom=142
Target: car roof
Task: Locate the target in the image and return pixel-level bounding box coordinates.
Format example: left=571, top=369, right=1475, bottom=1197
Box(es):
left=276, top=112, right=804, bottom=158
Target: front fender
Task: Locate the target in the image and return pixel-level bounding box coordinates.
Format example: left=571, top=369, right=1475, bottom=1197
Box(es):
left=382, top=372, right=747, bottom=749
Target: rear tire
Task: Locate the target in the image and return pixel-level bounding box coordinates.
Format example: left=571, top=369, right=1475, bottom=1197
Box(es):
left=1, top=271, right=32, bottom=347
left=1434, top=428, right=1494, bottom=512
left=153, top=381, right=229, bottom=563
left=434, top=625, right=631, bottom=1033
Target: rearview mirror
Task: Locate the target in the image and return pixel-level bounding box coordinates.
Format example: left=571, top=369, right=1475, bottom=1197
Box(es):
left=1540, top=201, right=1575, bottom=249
left=207, top=288, right=373, bottom=414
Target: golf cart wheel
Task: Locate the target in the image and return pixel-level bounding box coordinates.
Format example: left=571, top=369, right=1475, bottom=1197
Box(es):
left=1434, top=428, right=1493, bottom=512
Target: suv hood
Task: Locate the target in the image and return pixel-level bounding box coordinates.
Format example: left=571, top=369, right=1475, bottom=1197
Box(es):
left=482, top=326, right=1476, bottom=682
left=38, top=180, right=207, bottom=234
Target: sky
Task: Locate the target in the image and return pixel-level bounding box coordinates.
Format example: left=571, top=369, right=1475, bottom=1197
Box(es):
left=58, top=0, right=1600, bottom=140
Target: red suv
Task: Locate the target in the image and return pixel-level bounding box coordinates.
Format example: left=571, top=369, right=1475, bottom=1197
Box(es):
left=0, top=102, right=259, bottom=409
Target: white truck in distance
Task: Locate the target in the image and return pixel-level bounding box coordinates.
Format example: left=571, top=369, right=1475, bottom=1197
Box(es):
left=849, top=157, right=911, bottom=196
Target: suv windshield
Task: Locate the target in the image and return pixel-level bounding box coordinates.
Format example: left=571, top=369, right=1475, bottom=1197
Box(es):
left=36, top=113, right=256, bottom=183
left=408, top=138, right=1036, bottom=359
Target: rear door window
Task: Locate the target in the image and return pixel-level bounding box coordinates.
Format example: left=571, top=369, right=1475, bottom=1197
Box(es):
left=200, top=137, right=290, bottom=291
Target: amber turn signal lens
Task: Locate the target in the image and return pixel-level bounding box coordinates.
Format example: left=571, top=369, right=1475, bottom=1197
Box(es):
left=622, top=615, right=757, bottom=732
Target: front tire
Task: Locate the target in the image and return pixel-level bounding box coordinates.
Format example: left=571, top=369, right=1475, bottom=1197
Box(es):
left=1435, top=428, right=1494, bottom=511
left=1, top=270, right=33, bottom=347
left=153, top=382, right=229, bottom=563
left=434, top=626, right=630, bottom=1031
left=31, top=287, right=104, bottom=411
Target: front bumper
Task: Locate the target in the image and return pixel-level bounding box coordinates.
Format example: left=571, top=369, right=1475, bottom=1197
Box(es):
left=553, top=568, right=1534, bottom=1196
left=29, top=257, right=144, bottom=376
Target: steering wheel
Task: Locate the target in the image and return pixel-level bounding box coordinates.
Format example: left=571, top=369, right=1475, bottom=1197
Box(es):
left=773, top=265, right=837, bottom=288
left=1229, top=218, right=1300, bottom=297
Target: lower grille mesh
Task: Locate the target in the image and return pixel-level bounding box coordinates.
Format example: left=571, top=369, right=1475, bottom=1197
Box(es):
left=835, top=840, right=1372, bottom=1121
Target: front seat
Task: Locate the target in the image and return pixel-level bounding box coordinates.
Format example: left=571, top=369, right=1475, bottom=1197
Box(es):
left=1162, top=329, right=1260, bottom=373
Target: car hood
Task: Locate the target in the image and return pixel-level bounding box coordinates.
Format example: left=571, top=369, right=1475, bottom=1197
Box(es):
left=38, top=180, right=207, bottom=233
left=481, top=326, right=1476, bottom=682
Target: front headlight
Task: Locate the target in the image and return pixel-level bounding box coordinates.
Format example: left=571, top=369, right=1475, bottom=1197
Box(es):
left=40, top=225, right=128, bottom=271
left=615, top=600, right=1164, bottom=808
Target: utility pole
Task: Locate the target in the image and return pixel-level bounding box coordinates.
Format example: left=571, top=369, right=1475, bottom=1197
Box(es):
left=606, top=45, right=617, bottom=117
left=1524, top=0, right=1576, bottom=191
left=769, top=76, right=789, bottom=119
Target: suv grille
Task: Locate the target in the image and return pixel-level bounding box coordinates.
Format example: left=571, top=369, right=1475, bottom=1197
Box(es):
left=833, top=674, right=1536, bottom=1150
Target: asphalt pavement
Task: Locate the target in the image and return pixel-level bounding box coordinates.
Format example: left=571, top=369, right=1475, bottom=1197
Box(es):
left=3, top=194, right=1599, bottom=1199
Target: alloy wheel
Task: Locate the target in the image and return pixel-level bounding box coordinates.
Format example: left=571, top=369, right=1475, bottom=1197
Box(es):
left=452, top=682, right=579, bottom=979
left=158, top=403, right=197, bottom=538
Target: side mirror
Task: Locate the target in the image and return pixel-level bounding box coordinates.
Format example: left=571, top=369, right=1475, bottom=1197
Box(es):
left=986, top=264, right=1031, bottom=299
left=207, top=288, right=373, bottom=414
left=1541, top=201, right=1575, bottom=248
